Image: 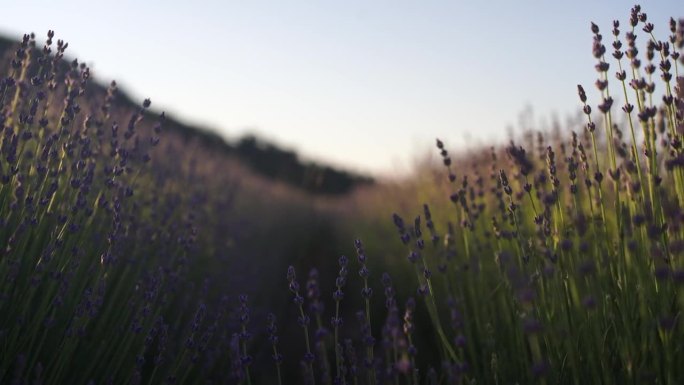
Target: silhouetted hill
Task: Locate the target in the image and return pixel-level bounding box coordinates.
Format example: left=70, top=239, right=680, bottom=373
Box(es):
left=0, top=34, right=373, bottom=195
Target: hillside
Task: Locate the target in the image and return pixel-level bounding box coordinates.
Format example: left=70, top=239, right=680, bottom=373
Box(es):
left=0, top=34, right=373, bottom=195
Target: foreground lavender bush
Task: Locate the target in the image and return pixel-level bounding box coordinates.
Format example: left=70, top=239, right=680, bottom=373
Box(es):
left=305, top=6, right=684, bottom=384
left=1, top=4, right=684, bottom=385
left=0, top=31, right=252, bottom=384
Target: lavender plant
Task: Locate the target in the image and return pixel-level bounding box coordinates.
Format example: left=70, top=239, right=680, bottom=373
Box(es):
left=333, top=6, right=684, bottom=384
left=0, top=30, right=251, bottom=385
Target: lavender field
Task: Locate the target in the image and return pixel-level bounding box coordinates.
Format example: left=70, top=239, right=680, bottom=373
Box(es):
left=1, top=4, right=684, bottom=385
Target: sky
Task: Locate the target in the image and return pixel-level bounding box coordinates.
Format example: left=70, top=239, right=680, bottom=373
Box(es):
left=0, top=1, right=680, bottom=176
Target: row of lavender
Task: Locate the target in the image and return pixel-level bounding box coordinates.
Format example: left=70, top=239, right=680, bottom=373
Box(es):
left=0, top=30, right=257, bottom=384
left=310, top=6, right=684, bottom=384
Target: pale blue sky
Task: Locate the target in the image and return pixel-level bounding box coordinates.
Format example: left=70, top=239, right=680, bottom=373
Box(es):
left=1, top=1, right=680, bottom=175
